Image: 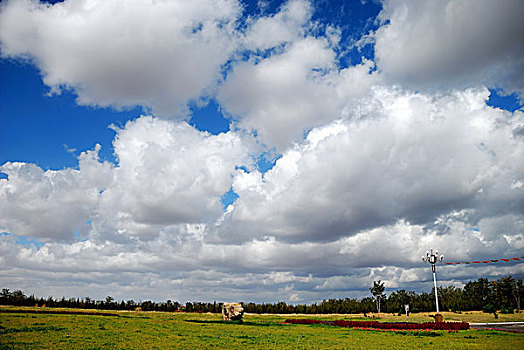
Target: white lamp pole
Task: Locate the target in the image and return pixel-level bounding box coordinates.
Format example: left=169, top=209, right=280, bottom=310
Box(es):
left=422, top=249, right=444, bottom=314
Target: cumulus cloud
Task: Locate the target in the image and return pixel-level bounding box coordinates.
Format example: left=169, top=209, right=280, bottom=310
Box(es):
left=0, top=0, right=241, bottom=117
left=0, top=0, right=379, bottom=149
left=217, top=0, right=382, bottom=149
left=4, top=87, right=521, bottom=302
left=94, top=116, right=250, bottom=239
left=0, top=117, right=250, bottom=241
left=375, top=0, right=524, bottom=96
left=2, top=213, right=522, bottom=302
left=219, top=38, right=379, bottom=149
left=220, top=36, right=335, bottom=148
left=216, top=88, right=524, bottom=243
left=1, top=0, right=523, bottom=303
left=0, top=145, right=112, bottom=240
left=242, top=0, right=312, bottom=51
left=94, top=117, right=251, bottom=241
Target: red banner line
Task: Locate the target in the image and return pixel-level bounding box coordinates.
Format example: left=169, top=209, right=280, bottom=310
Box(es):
left=444, top=257, right=523, bottom=265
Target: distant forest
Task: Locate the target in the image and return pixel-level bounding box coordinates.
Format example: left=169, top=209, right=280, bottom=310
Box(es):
left=1, top=276, right=522, bottom=315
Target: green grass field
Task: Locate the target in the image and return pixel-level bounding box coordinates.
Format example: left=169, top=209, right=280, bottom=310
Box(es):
left=1, top=307, right=523, bottom=349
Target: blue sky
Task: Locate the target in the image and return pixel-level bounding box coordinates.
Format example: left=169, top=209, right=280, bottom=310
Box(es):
left=1, top=60, right=141, bottom=170
left=0, top=0, right=523, bottom=303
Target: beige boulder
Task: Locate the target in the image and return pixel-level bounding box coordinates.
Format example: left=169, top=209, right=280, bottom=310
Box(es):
left=222, top=302, right=244, bottom=321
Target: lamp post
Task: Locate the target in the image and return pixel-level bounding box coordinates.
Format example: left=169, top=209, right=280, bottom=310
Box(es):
left=422, top=248, right=444, bottom=321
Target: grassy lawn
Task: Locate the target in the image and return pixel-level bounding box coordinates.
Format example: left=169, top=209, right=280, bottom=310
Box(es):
left=1, top=307, right=523, bottom=349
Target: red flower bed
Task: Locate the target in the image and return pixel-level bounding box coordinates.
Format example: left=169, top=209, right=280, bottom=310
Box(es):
left=356, top=327, right=459, bottom=333
left=284, top=319, right=469, bottom=331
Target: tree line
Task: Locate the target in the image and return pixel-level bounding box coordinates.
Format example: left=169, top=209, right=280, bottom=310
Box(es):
left=1, top=276, right=521, bottom=314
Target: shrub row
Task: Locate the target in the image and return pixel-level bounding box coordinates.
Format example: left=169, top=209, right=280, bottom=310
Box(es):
left=284, top=319, right=469, bottom=330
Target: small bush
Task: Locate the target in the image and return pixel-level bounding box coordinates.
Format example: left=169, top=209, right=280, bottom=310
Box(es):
left=482, top=304, right=497, bottom=314
left=500, top=306, right=514, bottom=314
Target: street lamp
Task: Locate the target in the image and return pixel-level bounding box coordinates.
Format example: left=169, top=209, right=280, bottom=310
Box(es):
left=422, top=249, right=444, bottom=321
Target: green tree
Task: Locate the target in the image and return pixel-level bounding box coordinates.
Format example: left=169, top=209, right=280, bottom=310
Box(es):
left=387, top=289, right=416, bottom=314
left=464, top=278, right=491, bottom=310
left=360, top=297, right=375, bottom=314
left=493, top=276, right=515, bottom=309
left=370, top=280, right=386, bottom=313
left=438, top=285, right=465, bottom=312
left=0, top=288, right=12, bottom=304
left=12, top=290, right=26, bottom=305
left=512, top=279, right=522, bottom=310
left=105, top=296, right=116, bottom=309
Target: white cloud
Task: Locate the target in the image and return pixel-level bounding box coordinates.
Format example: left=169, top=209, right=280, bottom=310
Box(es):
left=0, top=145, right=112, bottom=240
left=0, top=0, right=381, bottom=150
left=94, top=116, right=251, bottom=239
left=3, top=214, right=521, bottom=303
left=0, top=117, right=250, bottom=241
left=219, top=38, right=379, bottom=149
left=242, top=0, right=312, bottom=51
left=216, top=88, right=524, bottom=243
left=220, top=37, right=335, bottom=148
left=375, top=0, right=524, bottom=96
left=216, top=0, right=381, bottom=150
left=1, top=0, right=523, bottom=303
left=0, top=0, right=241, bottom=117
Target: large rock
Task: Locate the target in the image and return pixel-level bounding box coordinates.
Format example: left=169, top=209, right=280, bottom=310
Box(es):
left=222, top=302, right=244, bottom=321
